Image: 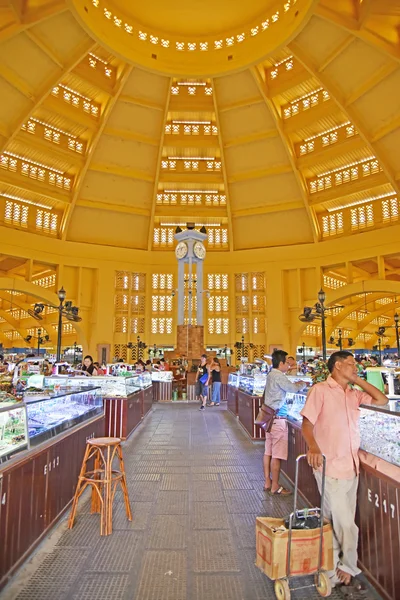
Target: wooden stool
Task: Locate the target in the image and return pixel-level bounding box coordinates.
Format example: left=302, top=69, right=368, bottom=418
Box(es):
left=68, top=437, right=132, bottom=536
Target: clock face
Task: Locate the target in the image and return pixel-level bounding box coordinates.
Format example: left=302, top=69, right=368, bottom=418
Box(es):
left=193, top=241, right=206, bottom=260
left=175, top=241, right=188, bottom=260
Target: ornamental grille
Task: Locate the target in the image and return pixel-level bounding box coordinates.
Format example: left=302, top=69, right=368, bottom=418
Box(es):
left=322, top=212, right=343, bottom=237
left=235, top=273, right=249, bottom=292
left=350, top=204, right=374, bottom=230
left=207, top=274, right=229, bottom=291
left=323, top=275, right=346, bottom=289
left=382, top=197, right=399, bottom=223
left=32, top=274, right=56, bottom=288
left=4, top=200, right=28, bottom=228
left=36, top=210, right=58, bottom=235
left=251, top=273, right=266, bottom=291
left=208, top=296, right=229, bottom=312
left=253, top=317, right=266, bottom=334
left=115, top=271, right=145, bottom=291
left=236, top=295, right=249, bottom=313
left=252, top=295, right=266, bottom=313
left=207, top=318, right=229, bottom=335
left=152, top=273, right=174, bottom=290
left=152, top=295, right=173, bottom=312
left=151, top=317, right=173, bottom=334
left=236, top=317, right=249, bottom=334
left=282, top=88, right=330, bottom=120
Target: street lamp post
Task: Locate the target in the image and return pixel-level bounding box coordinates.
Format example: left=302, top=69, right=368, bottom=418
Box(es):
left=37, top=328, right=42, bottom=356
left=394, top=313, right=400, bottom=357
left=56, top=287, right=66, bottom=362
left=24, top=328, right=50, bottom=356
left=31, top=287, right=81, bottom=363
left=317, top=289, right=327, bottom=361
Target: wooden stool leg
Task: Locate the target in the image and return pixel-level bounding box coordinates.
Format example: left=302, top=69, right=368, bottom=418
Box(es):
left=102, top=445, right=112, bottom=536
left=90, top=448, right=101, bottom=514
left=116, top=445, right=132, bottom=521
left=68, top=443, right=91, bottom=529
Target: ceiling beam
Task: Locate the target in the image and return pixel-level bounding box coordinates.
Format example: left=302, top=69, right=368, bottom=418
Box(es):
left=1, top=37, right=97, bottom=155
left=0, top=169, right=71, bottom=205
left=88, top=161, right=154, bottom=182
left=103, top=127, right=159, bottom=147
left=147, top=79, right=171, bottom=251
left=223, top=129, right=279, bottom=149
left=212, top=77, right=234, bottom=253
left=61, top=64, right=134, bottom=240
left=345, top=62, right=397, bottom=106
left=318, top=36, right=354, bottom=72
left=251, top=67, right=319, bottom=242
left=227, top=162, right=292, bottom=184
left=24, top=30, right=64, bottom=68
left=308, top=172, right=388, bottom=206
left=119, top=94, right=164, bottom=112
left=232, top=200, right=305, bottom=218
left=217, top=96, right=264, bottom=113
left=315, top=3, right=400, bottom=64
left=288, top=42, right=400, bottom=197
left=77, top=198, right=150, bottom=217
left=0, top=2, right=67, bottom=43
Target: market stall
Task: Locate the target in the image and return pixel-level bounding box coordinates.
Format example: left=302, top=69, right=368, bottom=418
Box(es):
left=284, top=390, right=400, bottom=600
left=152, top=371, right=173, bottom=402
left=0, top=386, right=104, bottom=588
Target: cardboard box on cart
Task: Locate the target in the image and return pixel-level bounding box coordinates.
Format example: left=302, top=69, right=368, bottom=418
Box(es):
left=256, top=517, right=333, bottom=580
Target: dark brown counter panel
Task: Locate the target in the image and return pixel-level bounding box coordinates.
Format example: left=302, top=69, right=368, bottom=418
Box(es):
left=142, top=386, right=153, bottom=418
left=0, top=414, right=104, bottom=589
left=104, top=393, right=142, bottom=439
left=284, top=419, right=400, bottom=600
left=152, top=380, right=172, bottom=402
left=237, top=390, right=265, bottom=440
left=227, top=384, right=238, bottom=416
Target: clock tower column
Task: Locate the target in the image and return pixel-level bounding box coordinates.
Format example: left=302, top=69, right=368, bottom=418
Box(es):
left=174, top=227, right=207, bottom=358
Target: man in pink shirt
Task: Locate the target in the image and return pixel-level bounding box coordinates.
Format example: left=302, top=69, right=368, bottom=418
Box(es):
left=301, top=351, right=387, bottom=594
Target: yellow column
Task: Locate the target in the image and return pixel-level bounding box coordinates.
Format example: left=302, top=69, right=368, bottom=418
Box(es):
left=88, top=266, right=115, bottom=359
left=266, top=267, right=290, bottom=353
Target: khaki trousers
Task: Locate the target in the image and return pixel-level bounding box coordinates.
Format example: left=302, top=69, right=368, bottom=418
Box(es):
left=314, top=471, right=361, bottom=584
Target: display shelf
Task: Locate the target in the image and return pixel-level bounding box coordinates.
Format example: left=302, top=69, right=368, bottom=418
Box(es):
left=286, top=391, right=400, bottom=467
left=44, top=375, right=140, bottom=398
left=0, top=402, right=29, bottom=463
left=27, top=387, right=102, bottom=447
left=151, top=371, right=173, bottom=382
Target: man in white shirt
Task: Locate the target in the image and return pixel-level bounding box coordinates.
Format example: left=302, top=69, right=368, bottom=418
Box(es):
left=263, top=350, right=308, bottom=495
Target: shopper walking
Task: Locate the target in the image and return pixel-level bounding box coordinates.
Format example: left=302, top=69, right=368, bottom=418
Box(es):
left=209, top=357, right=221, bottom=406
left=263, top=350, right=308, bottom=495
left=196, top=354, right=209, bottom=411
left=301, top=350, right=387, bottom=593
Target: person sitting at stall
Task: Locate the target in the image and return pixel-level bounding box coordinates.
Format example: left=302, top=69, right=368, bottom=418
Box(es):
left=145, top=359, right=153, bottom=372
left=286, top=355, right=298, bottom=375
left=81, top=355, right=98, bottom=376
left=159, top=358, right=170, bottom=371
left=93, top=362, right=105, bottom=375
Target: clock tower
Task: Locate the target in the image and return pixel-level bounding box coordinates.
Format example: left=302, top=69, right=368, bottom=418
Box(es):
left=174, top=225, right=207, bottom=357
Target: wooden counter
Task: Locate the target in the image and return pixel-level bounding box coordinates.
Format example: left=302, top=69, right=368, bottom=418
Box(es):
left=237, top=389, right=265, bottom=440
left=104, top=386, right=153, bottom=439
left=152, top=380, right=172, bottom=402
left=0, top=413, right=105, bottom=590
left=227, top=384, right=238, bottom=416
left=284, top=419, right=399, bottom=600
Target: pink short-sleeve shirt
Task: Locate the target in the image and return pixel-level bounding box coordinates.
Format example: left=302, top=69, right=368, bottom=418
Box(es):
left=300, top=376, right=372, bottom=479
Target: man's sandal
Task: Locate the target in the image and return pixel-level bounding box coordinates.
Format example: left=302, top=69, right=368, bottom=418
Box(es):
left=270, top=486, right=292, bottom=496
left=339, top=576, right=368, bottom=597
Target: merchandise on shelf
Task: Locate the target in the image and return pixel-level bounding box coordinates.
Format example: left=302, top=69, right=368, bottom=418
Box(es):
left=151, top=371, right=173, bottom=382
left=26, top=387, right=102, bottom=447
left=0, top=402, right=29, bottom=462
left=286, top=391, right=400, bottom=468
left=43, top=375, right=141, bottom=398
left=227, top=372, right=240, bottom=388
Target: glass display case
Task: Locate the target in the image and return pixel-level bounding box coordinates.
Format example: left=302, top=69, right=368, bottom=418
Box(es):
left=137, top=371, right=152, bottom=389
left=43, top=376, right=140, bottom=398
left=27, top=387, right=102, bottom=447
left=151, top=371, right=173, bottom=382
left=286, top=391, right=400, bottom=467
left=238, top=373, right=266, bottom=397
left=0, top=402, right=29, bottom=463
left=228, top=372, right=240, bottom=388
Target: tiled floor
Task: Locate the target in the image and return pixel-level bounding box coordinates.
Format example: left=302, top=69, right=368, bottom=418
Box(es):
left=1, top=404, right=381, bottom=600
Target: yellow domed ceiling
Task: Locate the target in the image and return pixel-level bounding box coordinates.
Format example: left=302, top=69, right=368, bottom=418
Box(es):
left=0, top=0, right=400, bottom=253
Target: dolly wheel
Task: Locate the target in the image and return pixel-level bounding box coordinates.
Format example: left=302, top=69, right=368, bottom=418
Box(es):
left=274, top=578, right=291, bottom=600
left=315, top=572, right=332, bottom=597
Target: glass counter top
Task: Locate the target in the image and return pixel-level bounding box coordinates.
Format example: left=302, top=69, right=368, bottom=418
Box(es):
left=43, top=375, right=141, bottom=398
left=0, top=402, right=29, bottom=463
left=286, top=391, right=400, bottom=468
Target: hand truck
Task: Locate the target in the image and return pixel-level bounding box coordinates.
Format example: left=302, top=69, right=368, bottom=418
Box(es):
left=273, top=454, right=332, bottom=600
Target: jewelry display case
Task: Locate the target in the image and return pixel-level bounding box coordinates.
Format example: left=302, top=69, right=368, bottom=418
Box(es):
left=286, top=391, right=400, bottom=467
left=0, top=402, right=29, bottom=463
left=27, top=387, right=102, bottom=447
left=227, top=372, right=240, bottom=388
left=137, top=371, right=152, bottom=389
left=238, top=373, right=266, bottom=397
left=151, top=371, right=173, bottom=382
left=44, top=375, right=141, bottom=398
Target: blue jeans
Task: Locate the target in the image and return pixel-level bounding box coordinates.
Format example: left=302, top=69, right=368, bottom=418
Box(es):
left=212, top=382, right=221, bottom=404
